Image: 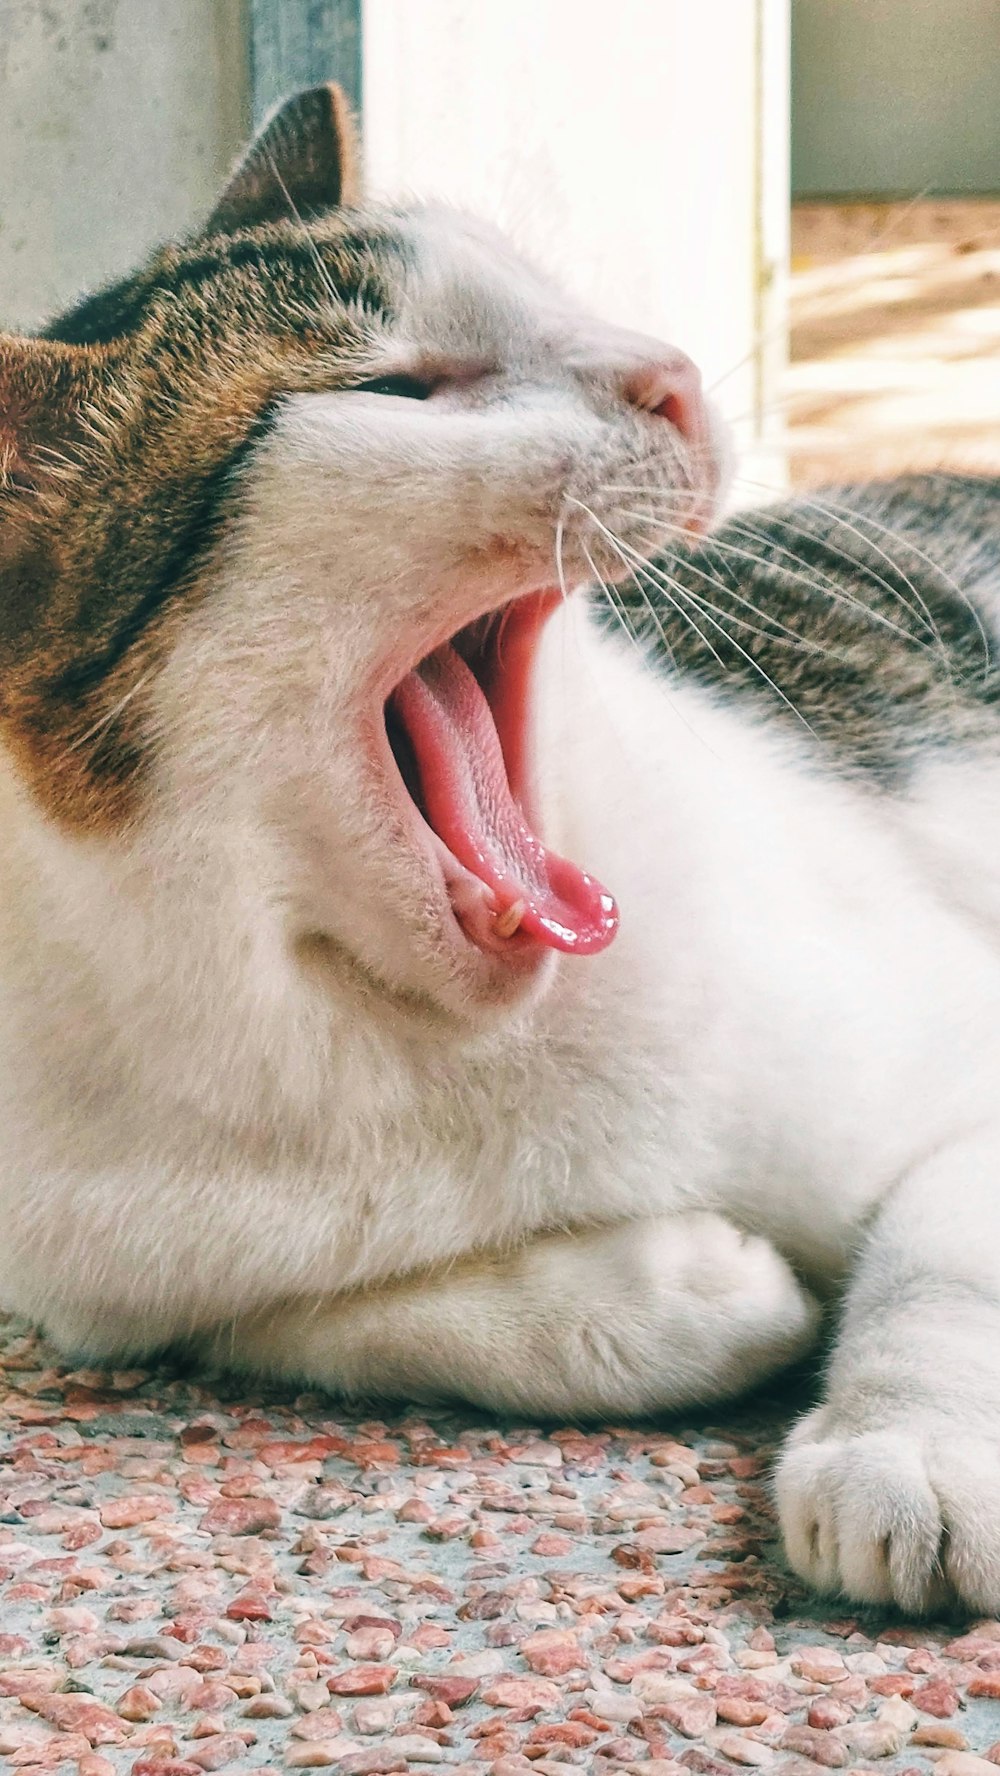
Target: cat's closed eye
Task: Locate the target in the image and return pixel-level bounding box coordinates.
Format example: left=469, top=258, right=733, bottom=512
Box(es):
left=352, top=374, right=433, bottom=399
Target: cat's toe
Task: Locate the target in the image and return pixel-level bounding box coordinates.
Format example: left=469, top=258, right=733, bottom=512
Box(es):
left=775, top=1414, right=1000, bottom=1615
left=927, top=1436, right=1000, bottom=1613
left=776, top=1418, right=942, bottom=1610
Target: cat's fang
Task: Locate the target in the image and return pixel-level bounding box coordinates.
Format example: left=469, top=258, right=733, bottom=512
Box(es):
left=493, top=898, right=527, bottom=939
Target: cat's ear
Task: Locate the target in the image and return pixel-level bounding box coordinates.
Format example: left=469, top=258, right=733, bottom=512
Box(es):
left=205, top=83, right=360, bottom=236
left=0, top=337, right=98, bottom=505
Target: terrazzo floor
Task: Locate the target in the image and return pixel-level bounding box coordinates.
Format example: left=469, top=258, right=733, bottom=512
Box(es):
left=0, top=1320, right=999, bottom=1775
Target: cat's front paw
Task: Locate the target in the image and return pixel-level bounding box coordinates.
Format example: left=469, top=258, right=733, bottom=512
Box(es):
left=776, top=1408, right=1000, bottom=1614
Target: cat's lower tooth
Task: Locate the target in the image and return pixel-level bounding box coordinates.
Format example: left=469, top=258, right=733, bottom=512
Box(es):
left=493, top=899, right=526, bottom=939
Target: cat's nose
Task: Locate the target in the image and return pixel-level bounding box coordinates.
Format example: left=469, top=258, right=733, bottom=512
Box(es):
left=621, top=350, right=708, bottom=447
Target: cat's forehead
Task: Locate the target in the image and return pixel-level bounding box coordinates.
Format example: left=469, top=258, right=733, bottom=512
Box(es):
left=391, top=207, right=573, bottom=364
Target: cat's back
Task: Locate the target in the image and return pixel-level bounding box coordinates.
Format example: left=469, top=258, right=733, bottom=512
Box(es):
left=626, top=472, right=1000, bottom=780
left=602, top=472, right=1000, bottom=938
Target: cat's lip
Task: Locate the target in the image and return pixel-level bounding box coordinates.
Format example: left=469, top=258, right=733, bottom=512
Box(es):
left=373, top=587, right=618, bottom=966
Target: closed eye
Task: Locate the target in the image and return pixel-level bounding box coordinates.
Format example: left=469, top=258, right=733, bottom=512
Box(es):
left=352, top=374, right=433, bottom=399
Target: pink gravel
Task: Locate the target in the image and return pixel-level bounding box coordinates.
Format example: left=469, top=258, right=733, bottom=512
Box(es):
left=0, top=1316, right=998, bottom=1774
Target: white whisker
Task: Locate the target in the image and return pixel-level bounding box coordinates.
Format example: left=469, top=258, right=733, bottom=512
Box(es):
left=264, top=149, right=342, bottom=310
left=741, top=480, right=992, bottom=682
left=587, top=508, right=819, bottom=734
left=614, top=492, right=952, bottom=665
left=608, top=512, right=834, bottom=660
left=61, top=670, right=153, bottom=763
left=569, top=497, right=726, bottom=674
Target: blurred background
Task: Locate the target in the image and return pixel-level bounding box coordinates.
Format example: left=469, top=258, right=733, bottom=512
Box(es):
left=2, top=0, right=999, bottom=494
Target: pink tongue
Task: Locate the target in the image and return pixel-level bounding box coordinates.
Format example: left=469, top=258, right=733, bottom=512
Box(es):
left=390, top=643, right=618, bottom=955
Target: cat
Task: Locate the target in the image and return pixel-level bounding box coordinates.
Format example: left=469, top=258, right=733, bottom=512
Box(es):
left=2, top=82, right=1000, bottom=1618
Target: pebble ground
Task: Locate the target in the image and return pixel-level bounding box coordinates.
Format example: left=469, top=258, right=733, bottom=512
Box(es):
left=0, top=1316, right=999, bottom=1775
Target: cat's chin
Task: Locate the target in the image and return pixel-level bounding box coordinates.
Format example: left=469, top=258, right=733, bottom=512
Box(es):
left=409, top=897, right=562, bottom=1021
left=294, top=895, right=560, bottom=1026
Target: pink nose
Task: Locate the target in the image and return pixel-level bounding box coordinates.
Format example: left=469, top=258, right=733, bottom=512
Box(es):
left=622, top=352, right=707, bottom=448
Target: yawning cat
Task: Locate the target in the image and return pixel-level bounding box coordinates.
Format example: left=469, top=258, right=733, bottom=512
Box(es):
left=2, top=85, right=999, bottom=1616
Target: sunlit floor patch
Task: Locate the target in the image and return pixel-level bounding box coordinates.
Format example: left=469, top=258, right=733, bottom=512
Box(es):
left=788, top=199, right=1000, bottom=487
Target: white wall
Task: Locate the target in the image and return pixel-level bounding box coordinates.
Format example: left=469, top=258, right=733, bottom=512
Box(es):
left=363, top=0, right=790, bottom=478
left=0, top=0, right=248, bottom=332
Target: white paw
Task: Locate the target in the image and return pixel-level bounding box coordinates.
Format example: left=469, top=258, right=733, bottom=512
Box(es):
left=584, top=1215, right=821, bottom=1413
left=511, top=1214, right=819, bottom=1418
left=649, top=1214, right=821, bottom=1389
left=776, top=1409, right=1000, bottom=1614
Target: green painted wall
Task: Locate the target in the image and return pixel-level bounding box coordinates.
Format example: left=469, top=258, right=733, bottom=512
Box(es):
left=793, top=0, right=1000, bottom=197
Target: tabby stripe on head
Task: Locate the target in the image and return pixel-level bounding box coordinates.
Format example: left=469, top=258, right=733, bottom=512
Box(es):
left=48, top=403, right=282, bottom=702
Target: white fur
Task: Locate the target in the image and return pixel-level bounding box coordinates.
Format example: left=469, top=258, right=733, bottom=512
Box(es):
left=3, top=210, right=1000, bottom=1613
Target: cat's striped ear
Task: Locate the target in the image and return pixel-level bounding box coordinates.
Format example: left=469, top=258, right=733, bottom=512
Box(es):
left=205, top=83, right=359, bottom=237
left=0, top=338, right=99, bottom=505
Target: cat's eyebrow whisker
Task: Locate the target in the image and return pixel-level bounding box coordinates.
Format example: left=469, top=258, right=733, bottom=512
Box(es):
left=60, top=670, right=153, bottom=765
left=264, top=148, right=342, bottom=311
left=700, top=212, right=941, bottom=399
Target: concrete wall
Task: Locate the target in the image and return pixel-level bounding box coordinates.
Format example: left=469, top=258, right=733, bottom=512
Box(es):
left=793, top=0, right=1000, bottom=197
left=0, top=0, right=250, bottom=332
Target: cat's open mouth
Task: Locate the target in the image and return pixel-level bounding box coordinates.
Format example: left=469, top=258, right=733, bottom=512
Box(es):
left=384, top=591, right=619, bottom=959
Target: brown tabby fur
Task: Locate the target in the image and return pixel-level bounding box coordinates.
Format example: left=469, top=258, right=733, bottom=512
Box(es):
left=0, top=84, right=395, bottom=831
